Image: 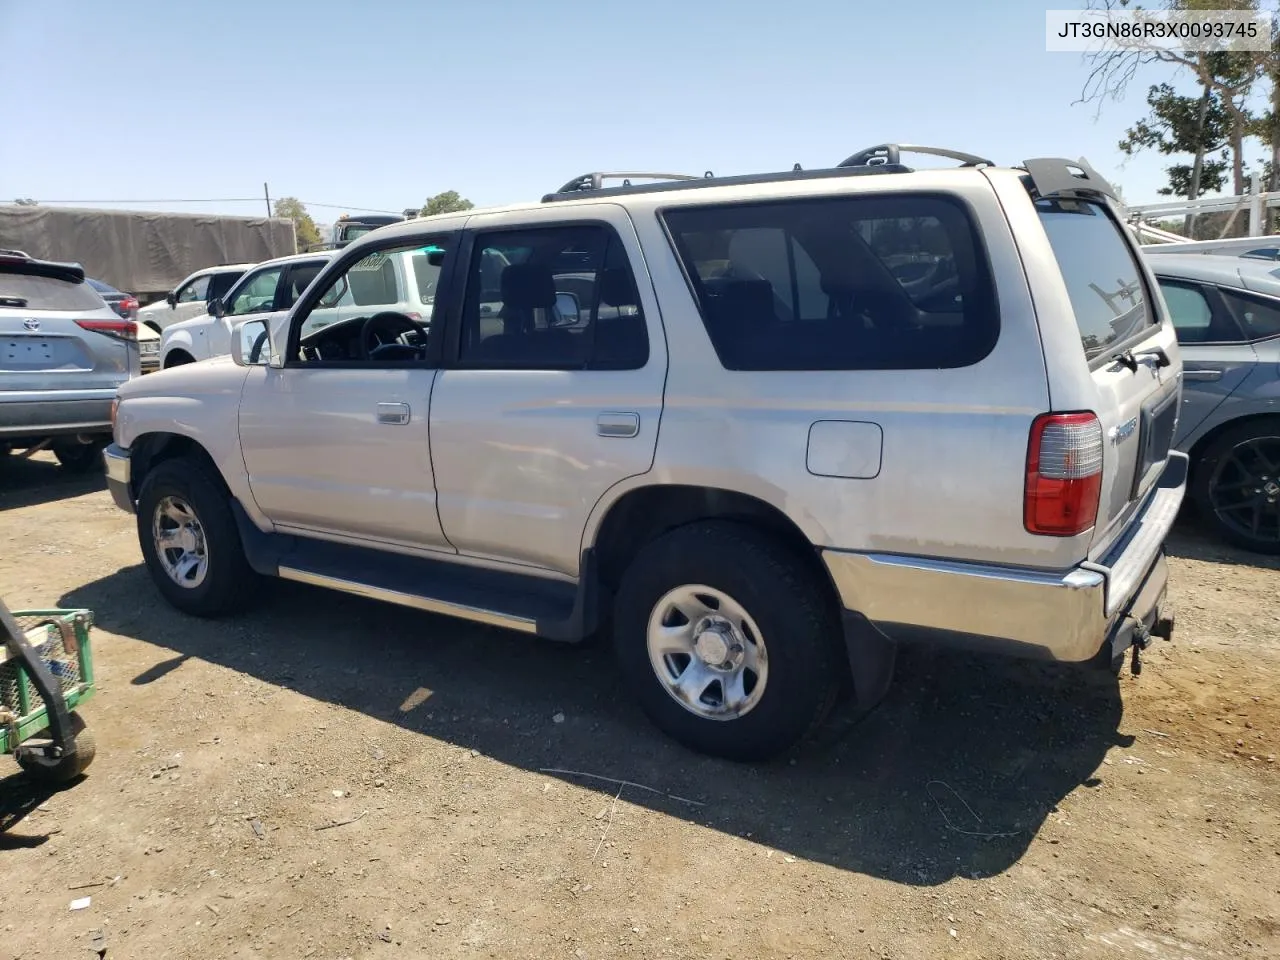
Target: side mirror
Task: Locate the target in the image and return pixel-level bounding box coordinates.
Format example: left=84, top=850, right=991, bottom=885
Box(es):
left=165, top=292, right=177, bottom=308
left=229, top=318, right=272, bottom=367
left=208, top=297, right=224, bottom=319
left=553, top=292, right=580, bottom=326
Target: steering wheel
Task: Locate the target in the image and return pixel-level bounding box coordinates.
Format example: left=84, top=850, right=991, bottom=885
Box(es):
left=359, top=311, right=429, bottom=361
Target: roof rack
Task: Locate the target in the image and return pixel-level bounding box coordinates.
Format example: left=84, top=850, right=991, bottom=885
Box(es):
left=540, top=163, right=912, bottom=203
left=837, top=144, right=995, bottom=169
left=550, top=171, right=709, bottom=198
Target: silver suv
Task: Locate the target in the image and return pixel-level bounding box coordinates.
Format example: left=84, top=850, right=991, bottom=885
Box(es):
left=103, top=145, right=1187, bottom=760
left=2, top=250, right=139, bottom=471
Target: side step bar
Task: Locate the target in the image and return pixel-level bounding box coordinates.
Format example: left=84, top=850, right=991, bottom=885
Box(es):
left=231, top=503, right=602, bottom=642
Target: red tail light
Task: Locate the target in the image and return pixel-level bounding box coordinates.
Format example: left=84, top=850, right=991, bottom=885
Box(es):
left=121, top=295, right=139, bottom=317
left=76, top=318, right=137, bottom=342
left=1024, top=412, right=1104, bottom=537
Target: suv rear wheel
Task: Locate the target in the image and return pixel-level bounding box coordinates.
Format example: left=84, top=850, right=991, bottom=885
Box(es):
left=136, top=457, right=260, bottom=616
left=612, top=521, right=844, bottom=761
left=1193, top=419, right=1280, bottom=555
left=53, top=438, right=106, bottom=473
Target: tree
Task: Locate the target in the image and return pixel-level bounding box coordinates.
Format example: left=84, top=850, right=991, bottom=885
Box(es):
left=1118, top=81, right=1232, bottom=215
left=273, top=196, right=321, bottom=251
left=420, top=191, right=474, bottom=217
left=1078, top=0, right=1269, bottom=195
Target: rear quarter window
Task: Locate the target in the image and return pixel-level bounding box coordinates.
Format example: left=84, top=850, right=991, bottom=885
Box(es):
left=1035, top=198, right=1156, bottom=361
left=660, top=193, right=998, bottom=371
left=0, top=271, right=105, bottom=311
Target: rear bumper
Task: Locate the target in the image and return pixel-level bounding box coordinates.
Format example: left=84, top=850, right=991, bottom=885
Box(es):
left=820, top=452, right=1188, bottom=664
left=103, top=442, right=134, bottom=513
left=0, top=397, right=115, bottom=439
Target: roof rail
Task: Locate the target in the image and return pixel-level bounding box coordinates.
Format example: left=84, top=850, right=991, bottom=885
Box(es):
left=540, top=163, right=912, bottom=203
left=550, top=171, right=708, bottom=197
left=837, top=144, right=995, bottom=169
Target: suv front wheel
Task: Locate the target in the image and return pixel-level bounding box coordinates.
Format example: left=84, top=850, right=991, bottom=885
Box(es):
left=613, top=521, right=845, bottom=761
left=136, top=457, right=260, bottom=616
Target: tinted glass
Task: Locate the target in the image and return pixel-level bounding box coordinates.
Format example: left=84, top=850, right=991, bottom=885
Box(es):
left=661, top=194, right=997, bottom=370
left=0, top=272, right=104, bottom=311
left=458, top=225, right=648, bottom=370
left=1036, top=198, right=1155, bottom=361
left=1157, top=280, right=1218, bottom=343
left=86, top=277, right=120, bottom=295
left=1221, top=288, right=1280, bottom=339
left=208, top=270, right=243, bottom=300
left=226, top=267, right=283, bottom=316
left=281, top=262, right=326, bottom=307
left=178, top=274, right=211, bottom=302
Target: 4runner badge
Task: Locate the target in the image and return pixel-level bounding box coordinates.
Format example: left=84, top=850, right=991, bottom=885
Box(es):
left=1110, top=416, right=1138, bottom=444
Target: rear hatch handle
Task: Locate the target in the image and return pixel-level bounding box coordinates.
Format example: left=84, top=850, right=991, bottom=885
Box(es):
left=1113, top=346, right=1171, bottom=373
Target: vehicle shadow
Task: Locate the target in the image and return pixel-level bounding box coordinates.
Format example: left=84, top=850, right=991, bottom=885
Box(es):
left=61, top=566, right=1128, bottom=887
left=0, top=454, right=105, bottom=512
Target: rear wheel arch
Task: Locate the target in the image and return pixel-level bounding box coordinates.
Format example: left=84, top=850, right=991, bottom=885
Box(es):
left=163, top=349, right=195, bottom=369
left=589, top=483, right=837, bottom=604
left=1186, top=412, right=1280, bottom=483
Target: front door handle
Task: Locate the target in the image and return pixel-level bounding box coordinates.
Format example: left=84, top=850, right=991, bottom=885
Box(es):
left=376, top=401, right=411, bottom=425
left=1182, top=369, right=1222, bottom=382
left=597, top=411, right=640, bottom=438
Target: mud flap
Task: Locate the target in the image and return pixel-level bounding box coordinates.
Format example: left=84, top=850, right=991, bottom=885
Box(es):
left=839, top=610, right=897, bottom=710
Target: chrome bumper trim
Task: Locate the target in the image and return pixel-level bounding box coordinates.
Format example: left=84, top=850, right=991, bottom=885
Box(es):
left=821, top=453, right=1188, bottom=663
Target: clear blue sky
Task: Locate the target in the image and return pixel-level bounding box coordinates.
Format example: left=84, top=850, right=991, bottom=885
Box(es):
left=0, top=0, right=1255, bottom=218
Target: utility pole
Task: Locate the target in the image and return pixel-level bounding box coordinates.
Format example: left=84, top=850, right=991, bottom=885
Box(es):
left=263, top=183, right=271, bottom=218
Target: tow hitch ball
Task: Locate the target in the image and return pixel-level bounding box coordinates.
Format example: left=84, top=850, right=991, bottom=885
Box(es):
left=1130, top=611, right=1175, bottom=677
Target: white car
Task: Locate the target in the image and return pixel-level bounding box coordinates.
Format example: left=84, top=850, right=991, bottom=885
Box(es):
left=137, top=263, right=255, bottom=334
left=160, top=247, right=441, bottom=368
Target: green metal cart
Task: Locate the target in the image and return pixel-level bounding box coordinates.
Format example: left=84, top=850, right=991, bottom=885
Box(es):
left=0, top=599, right=96, bottom=783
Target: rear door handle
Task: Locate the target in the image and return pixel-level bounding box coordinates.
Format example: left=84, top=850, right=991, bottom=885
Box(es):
left=376, top=401, right=411, bottom=425
left=1182, top=369, right=1222, bottom=382
left=597, top=411, right=640, bottom=438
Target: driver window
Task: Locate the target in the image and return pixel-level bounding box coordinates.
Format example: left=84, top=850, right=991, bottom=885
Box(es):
left=177, top=275, right=210, bottom=303
left=225, top=267, right=285, bottom=317
left=291, top=239, right=448, bottom=364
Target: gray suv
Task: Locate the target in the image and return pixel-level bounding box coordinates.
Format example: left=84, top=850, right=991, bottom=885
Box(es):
left=104, top=146, right=1186, bottom=760
left=1, top=250, right=138, bottom=471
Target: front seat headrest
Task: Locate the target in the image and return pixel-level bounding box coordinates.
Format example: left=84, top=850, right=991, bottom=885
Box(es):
left=500, top=263, right=557, bottom=309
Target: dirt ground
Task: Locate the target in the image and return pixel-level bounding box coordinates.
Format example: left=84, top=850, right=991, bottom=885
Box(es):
left=1, top=453, right=1278, bottom=960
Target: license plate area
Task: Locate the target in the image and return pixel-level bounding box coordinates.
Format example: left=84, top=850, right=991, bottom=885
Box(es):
left=1131, top=387, right=1179, bottom=499
left=2, top=338, right=55, bottom=365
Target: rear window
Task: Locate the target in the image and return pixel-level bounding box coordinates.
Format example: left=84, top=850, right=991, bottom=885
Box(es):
left=0, top=272, right=105, bottom=311
left=1035, top=198, right=1155, bottom=361
left=661, top=194, right=998, bottom=371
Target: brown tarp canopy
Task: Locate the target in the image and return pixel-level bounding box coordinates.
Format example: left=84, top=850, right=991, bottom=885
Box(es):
left=0, top=205, right=297, bottom=294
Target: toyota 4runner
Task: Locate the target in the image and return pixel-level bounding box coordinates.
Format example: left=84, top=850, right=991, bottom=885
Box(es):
left=103, top=145, right=1187, bottom=761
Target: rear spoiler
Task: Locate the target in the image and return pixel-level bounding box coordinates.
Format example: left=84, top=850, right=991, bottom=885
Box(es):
left=0, top=250, right=86, bottom=284
left=1020, top=157, right=1118, bottom=203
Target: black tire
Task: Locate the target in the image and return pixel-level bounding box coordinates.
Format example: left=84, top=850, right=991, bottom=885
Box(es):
left=612, top=521, right=846, bottom=762
left=136, top=456, right=260, bottom=616
left=53, top=439, right=106, bottom=473
left=164, top=351, right=194, bottom=369
left=1191, top=419, right=1280, bottom=555
left=17, top=712, right=96, bottom=783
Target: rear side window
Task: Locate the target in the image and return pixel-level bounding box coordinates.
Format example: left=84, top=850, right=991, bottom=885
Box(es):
left=661, top=194, right=998, bottom=370
left=1035, top=199, right=1155, bottom=361
left=1220, top=288, right=1280, bottom=340
left=0, top=272, right=104, bottom=311
left=208, top=270, right=243, bottom=300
